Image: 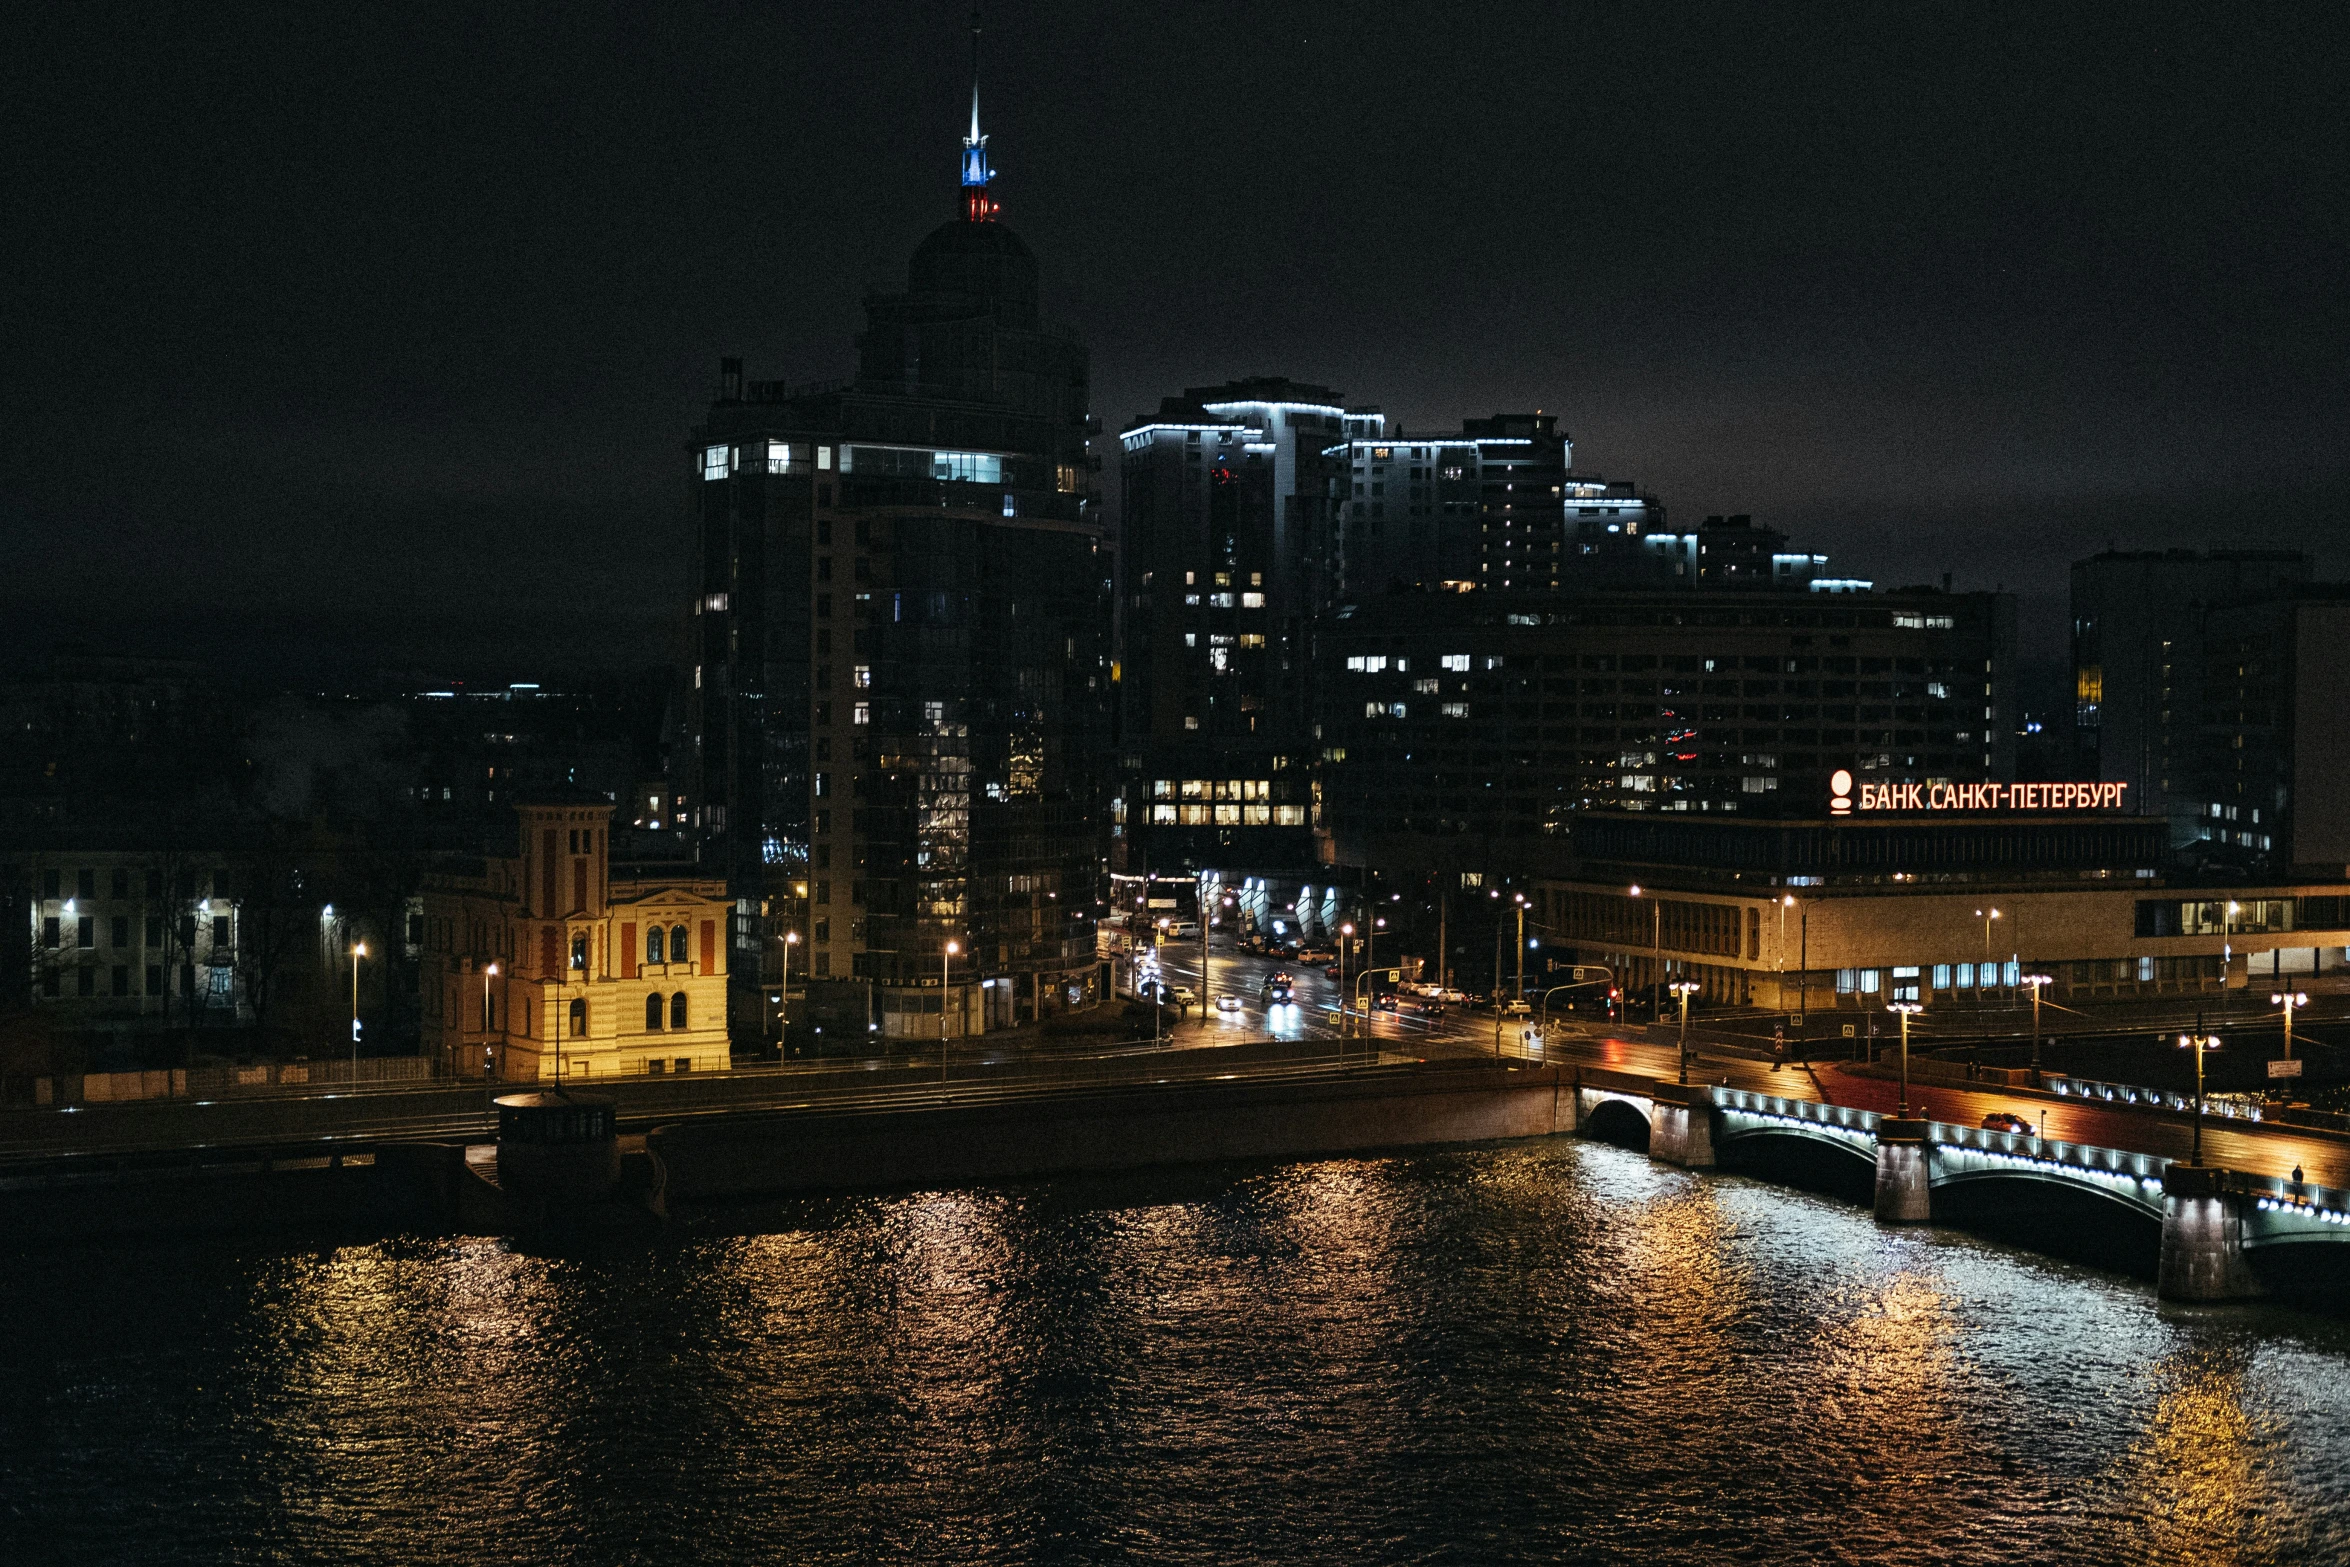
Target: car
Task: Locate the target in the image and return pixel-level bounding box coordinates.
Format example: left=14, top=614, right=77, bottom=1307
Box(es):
left=1325, top=963, right=1343, bottom=979
left=1499, top=998, right=1532, bottom=1016
left=1262, top=972, right=1295, bottom=1003
left=1216, top=994, right=1243, bottom=1014
left=1981, top=1112, right=2035, bottom=1137
left=1169, top=921, right=1201, bottom=939
left=1297, top=947, right=1336, bottom=965
left=1434, top=987, right=1468, bottom=1005
left=1371, top=993, right=1400, bottom=1012
left=1168, top=986, right=1198, bottom=1008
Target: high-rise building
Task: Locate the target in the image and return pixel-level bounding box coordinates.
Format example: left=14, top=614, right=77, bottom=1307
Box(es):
left=1334, top=415, right=1579, bottom=594
left=685, top=43, right=1110, bottom=1045
left=1110, top=379, right=1358, bottom=873
left=2069, top=549, right=2310, bottom=848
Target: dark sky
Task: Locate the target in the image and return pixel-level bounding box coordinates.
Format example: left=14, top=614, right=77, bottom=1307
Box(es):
left=8, top=1, right=2345, bottom=683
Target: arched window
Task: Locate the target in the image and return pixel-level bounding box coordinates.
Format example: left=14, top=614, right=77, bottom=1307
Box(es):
left=569, top=997, right=587, bottom=1037
left=647, top=925, right=665, bottom=965
left=645, top=992, right=664, bottom=1031
left=570, top=934, right=588, bottom=973
left=670, top=991, right=688, bottom=1030
left=523, top=997, right=532, bottom=1035
left=671, top=925, right=690, bottom=964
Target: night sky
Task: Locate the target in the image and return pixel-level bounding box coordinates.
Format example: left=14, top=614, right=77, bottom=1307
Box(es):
left=9, top=2, right=2345, bottom=683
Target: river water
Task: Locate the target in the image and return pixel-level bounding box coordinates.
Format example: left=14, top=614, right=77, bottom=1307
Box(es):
left=5, top=1139, right=2349, bottom=1565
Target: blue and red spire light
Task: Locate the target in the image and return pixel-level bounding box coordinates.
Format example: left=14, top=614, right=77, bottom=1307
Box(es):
left=961, top=9, right=996, bottom=221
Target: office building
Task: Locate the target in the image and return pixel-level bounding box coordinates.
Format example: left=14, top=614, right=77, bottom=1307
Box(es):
left=684, top=61, right=1110, bottom=1042
left=1318, top=583, right=2017, bottom=881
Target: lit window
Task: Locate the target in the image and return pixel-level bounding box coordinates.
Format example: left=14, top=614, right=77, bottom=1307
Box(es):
left=1441, top=654, right=1470, bottom=671
left=853, top=702, right=870, bottom=725
left=1441, top=702, right=1469, bottom=718
left=701, top=444, right=732, bottom=480
left=1241, top=592, right=1265, bottom=609
left=854, top=665, right=871, bottom=688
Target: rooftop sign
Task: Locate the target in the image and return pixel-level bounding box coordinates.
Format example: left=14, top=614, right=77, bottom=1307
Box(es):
left=1830, top=770, right=2129, bottom=816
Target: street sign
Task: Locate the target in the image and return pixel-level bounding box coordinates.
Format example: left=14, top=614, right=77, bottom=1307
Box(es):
left=2268, top=1058, right=2305, bottom=1079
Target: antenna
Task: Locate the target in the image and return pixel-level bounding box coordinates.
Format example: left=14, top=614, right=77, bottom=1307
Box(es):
left=960, top=4, right=995, bottom=220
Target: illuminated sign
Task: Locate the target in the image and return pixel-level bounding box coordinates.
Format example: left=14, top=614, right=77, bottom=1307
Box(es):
left=1829, top=769, right=2128, bottom=816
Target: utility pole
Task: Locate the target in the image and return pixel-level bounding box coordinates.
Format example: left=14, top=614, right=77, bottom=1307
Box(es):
left=1437, top=890, right=1448, bottom=995
left=1513, top=895, right=1527, bottom=1003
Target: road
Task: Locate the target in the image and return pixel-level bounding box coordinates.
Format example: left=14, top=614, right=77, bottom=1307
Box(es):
left=8, top=936, right=2345, bottom=1192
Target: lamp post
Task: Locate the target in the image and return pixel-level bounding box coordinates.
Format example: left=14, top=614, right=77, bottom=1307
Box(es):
left=1512, top=894, right=1527, bottom=1004
left=2224, top=901, right=2242, bottom=1007
left=481, top=960, right=500, bottom=1082
left=1974, top=905, right=2001, bottom=998
left=779, top=930, right=800, bottom=1057
left=2021, top=973, right=2052, bottom=1086
left=1888, top=1000, right=1923, bottom=1118
left=1630, top=884, right=1661, bottom=1021
left=940, top=939, right=960, bottom=1080
left=1154, top=918, right=1169, bottom=1048
left=1339, top=921, right=1356, bottom=1038
left=350, top=940, right=368, bottom=1081
left=2270, top=989, right=2308, bottom=1062
left=1670, top=979, right=1700, bottom=1086
left=2178, top=1027, right=2222, bottom=1164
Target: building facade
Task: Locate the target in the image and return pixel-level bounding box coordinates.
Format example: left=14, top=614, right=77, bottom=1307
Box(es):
left=1532, top=809, right=2350, bottom=1018
left=684, top=77, right=1110, bottom=1042
left=418, top=794, right=731, bottom=1080
left=1317, top=584, right=2018, bottom=880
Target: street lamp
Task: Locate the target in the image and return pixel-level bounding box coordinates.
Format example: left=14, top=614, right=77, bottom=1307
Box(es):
left=1630, top=884, right=1661, bottom=1020
left=481, top=960, right=500, bottom=1081
left=349, top=940, right=368, bottom=1081
left=779, top=930, right=801, bottom=1056
left=940, top=939, right=960, bottom=1079
left=1154, top=918, right=1170, bottom=1048
left=2020, top=973, right=2053, bottom=1085
left=2270, top=989, right=2308, bottom=1062
left=1887, top=1000, right=1923, bottom=1118
left=1339, top=921, right=1356, bottom=1038
left=1512, top=893, right=1528, bottom=1004
left=1974, top=906, right=2001, bottom=993
left=2178, top=1027, right=2222, bottom=1165
left=1669, top=979, right=1700, bottom=1086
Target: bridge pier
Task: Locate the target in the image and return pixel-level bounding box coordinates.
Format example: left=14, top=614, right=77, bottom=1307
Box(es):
left=1648, top=1083, right=1715, bottom=1169
left=2158, top=1165, right=2264, bottom=1302
left=1873, top=1119, right=1932, bottom=1224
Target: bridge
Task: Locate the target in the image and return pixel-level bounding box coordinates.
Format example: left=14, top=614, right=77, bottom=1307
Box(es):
left=1573, top=1067, right=2350, bottom=1302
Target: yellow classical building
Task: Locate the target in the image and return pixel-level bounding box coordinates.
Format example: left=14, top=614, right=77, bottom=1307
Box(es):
left=419, top=791, right=732, bottom=1081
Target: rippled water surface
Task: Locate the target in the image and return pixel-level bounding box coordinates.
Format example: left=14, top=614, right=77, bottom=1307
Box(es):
left=6, top=1139, right=2350, bottom=1565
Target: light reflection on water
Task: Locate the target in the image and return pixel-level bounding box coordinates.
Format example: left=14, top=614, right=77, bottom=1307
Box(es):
left=4, top=1139, right=2350, bottom=1565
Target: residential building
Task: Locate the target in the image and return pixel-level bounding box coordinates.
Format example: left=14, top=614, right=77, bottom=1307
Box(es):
left=683, top=62, right=1110, bottom=1042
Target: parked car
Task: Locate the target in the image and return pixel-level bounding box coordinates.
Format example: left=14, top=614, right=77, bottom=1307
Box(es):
left=1499, top=998, right=1532, bottom=1017
left=1216, top=993, right=1243, bottom=1014
left=1981, top=1112, right=2035, bottom=1137
left=1169, top=921, right=1201, bottom=939
left=1297, top=947, right=1336, bottom=965
left=1169, top=986, right=1198, bottom=1008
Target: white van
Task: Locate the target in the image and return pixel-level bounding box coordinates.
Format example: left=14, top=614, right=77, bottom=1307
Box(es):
left=1169, top=920, right=1201, bottom=939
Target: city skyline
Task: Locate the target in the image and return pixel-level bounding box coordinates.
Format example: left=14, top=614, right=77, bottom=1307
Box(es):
left=9, top=2, right=2345, bottom=677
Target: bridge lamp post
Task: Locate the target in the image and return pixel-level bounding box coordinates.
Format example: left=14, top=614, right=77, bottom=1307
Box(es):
left=1973, top=906, right=2001, bottom=998
left=1887, top=1001, right=1923, bottom=1118
left=2178, top=1030, right=2221, bottom=1165
left=2270, top=989, right=2308, bottom=1062
left=2020, top=973, right=2053, bottom=1086
left=1670, top=979, right=1700, bottom=1086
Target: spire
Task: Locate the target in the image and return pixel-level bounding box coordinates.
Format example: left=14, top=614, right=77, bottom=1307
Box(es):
left=960, top=5, right=995, bottom=221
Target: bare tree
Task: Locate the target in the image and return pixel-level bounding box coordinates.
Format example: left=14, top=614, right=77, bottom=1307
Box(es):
left=230, top=831, right=309, bottom=1052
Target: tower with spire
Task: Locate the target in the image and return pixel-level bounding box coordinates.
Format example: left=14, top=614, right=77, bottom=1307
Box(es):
left=682, top=7, right=1105, bottom=1050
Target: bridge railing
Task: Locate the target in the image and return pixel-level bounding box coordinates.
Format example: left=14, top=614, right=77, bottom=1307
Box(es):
left=2045, top=1073, right=2266, bottom=1122
left=1921, top=1119, right=2171, bottom=1196
left=2223, top=1167, right=2350, bottom=1221
left=1714, top=1088, right=1881, bottom=1136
